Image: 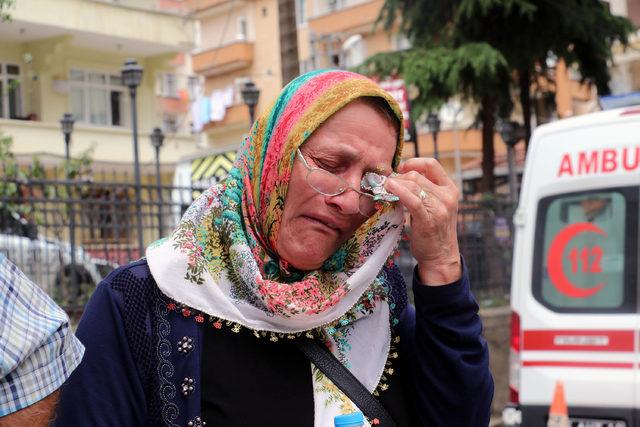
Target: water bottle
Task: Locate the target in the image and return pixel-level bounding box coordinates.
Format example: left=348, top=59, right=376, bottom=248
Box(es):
left=334, top=411, right=365, bottom=427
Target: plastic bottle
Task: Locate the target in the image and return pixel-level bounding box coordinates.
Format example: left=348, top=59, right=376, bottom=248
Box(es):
left=334, top=411, right=365, bottom=427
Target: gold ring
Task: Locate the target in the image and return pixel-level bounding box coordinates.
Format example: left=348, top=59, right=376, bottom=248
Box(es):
left=419, top=189, right=428, bottom=201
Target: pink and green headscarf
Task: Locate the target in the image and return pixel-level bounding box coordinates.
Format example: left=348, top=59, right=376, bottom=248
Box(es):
left=148, top=69, right=405, bottom=324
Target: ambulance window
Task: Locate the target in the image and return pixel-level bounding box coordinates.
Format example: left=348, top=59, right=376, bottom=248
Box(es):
left=532, top=187, right=638, bottom=313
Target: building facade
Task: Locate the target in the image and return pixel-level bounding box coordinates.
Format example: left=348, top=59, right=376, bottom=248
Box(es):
left=0, top=0, right=199, bottom=171
left=188, top=0, right=283, bottom=151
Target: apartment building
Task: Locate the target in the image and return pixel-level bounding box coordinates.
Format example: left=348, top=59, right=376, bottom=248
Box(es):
left=0, top=0, right=198, bottom=171
left=186, top=0, right=638, bottom=193
left=296, top=0, right=489, bottom=187
left=188, top=0, right=283, bottom=148
left=603, top=0, right=640, bottom=108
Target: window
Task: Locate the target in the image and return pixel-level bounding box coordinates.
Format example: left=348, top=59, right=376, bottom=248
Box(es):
left=188, top=75, right=201, bottom=100
left=163, top=113, right=179, bottom=134
left=342, top=36, right=366, bottom=69
left=237, top=16, right=248, bottom=40
left=0, top=63, right=22, bottom=119
left=69, top=69, right=126, bottom=127
left=158, top=72, right=179, bottom=98
left=295, top=0, right=306, bottom=25
left=532, top=187, right=638, bottom=313
left=81, top=186, right=132, bottom=243
left=392, top=34, right=411, bottom=51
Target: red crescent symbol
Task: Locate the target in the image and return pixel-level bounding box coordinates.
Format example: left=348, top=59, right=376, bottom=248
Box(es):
left=547, top=222, right=607, bottom=298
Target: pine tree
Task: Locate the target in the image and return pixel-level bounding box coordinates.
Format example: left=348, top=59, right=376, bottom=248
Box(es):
left=358, top=0, right=634, bottom=193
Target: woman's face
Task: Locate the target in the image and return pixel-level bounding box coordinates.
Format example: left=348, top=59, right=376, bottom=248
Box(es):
left=276, top=100, right=398, bottom=271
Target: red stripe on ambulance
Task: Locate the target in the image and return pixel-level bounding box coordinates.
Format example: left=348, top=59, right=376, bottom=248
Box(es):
left=522, top=361, right=634, bottom=369
left=523, top=330, right=635, bottom=352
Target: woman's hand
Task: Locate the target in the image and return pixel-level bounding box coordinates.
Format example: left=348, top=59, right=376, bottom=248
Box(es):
left=384, top=157, right=461, bottom=286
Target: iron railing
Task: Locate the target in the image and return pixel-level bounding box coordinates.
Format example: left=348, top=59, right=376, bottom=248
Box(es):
left=396, top=196, right=514, bottom=304
left=0, top=175, right=202, bottom=314
left=1, top=176, right=514, bottom=313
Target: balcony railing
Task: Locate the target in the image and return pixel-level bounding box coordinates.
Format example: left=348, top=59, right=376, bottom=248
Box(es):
left=192, top=41, right=254, bottom=76
left=308, top=0, right=383, bottom=34
left=89, top=0, right=187, bottom=14
left=203, top=104, right=249, bottom=129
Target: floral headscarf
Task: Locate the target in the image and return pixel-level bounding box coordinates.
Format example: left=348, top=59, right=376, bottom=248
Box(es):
left=147, top=70, right=405, bottom=425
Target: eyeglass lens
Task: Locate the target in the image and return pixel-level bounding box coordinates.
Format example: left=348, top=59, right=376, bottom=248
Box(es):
left=306, top=169, right=376, bottom=216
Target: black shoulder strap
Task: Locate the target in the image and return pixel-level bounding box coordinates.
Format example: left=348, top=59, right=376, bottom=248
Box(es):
left=295, top=339, right=397, bottom=427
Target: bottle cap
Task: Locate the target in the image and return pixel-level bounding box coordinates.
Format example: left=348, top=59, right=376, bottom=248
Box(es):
left=334, top=412, right=365, bottom=426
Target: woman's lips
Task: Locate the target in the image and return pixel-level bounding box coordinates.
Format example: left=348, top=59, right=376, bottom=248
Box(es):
left=302, top=215, right=341, bottom=233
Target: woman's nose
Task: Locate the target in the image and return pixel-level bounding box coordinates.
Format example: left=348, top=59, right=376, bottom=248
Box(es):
left=326, top=188, right=360, bottom=215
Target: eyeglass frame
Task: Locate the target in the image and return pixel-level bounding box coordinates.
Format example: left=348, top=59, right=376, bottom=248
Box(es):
left=296, top=148, right=378, bottom=216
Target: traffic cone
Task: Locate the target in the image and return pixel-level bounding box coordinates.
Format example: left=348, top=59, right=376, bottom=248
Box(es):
left=547, top=381, right=570, bottom=427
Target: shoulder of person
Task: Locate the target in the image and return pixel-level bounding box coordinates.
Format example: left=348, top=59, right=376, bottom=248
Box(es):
left=100, top=258, right=154, bottom=293
left=93, top=258, right=162, bottom=317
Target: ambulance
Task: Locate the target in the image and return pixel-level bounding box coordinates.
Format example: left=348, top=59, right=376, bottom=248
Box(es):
left=502, top=106, right=640, bottom=427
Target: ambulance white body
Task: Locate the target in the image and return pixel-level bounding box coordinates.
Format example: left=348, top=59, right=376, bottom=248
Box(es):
left=503, top=107, right=640, bottom=427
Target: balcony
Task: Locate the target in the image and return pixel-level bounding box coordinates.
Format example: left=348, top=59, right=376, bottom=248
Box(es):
left=185, top=0, right=232, bottom=12
left=308, top=0, right=383, bottom=35
left=193, top=41, right=254, bottom=77
left=3, top=0, right=196, bottom=56
left=203, top=104, right=249, bottom=130
left=3, top=118, right=199, bottom=165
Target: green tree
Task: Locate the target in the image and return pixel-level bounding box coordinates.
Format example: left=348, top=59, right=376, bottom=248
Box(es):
left=0, top=133, right=94, bottom=223
left=358, top=0, right=633, bottom=193
left=0, top=0, right=14, bottom=22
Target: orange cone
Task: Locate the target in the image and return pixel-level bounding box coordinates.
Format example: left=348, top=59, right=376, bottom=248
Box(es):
left=547, top=381, right=570, bottom=427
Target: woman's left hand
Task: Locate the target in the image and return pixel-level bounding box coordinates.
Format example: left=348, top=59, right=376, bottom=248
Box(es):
left=384, top=157, right=461, bottom=286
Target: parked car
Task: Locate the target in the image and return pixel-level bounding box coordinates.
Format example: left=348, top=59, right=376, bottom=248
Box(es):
left=0, top=211, right=116, bottom=302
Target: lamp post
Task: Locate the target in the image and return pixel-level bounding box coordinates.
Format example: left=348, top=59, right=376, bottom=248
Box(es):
left=241, top=80, right=260, bottom=129
left=60, top=113, right=76, bottom=292
left=61, top=113, right=74, bottom=162
left=150, top=127, right=164, bottom=238
left=426, top=112, right=441, bottom=161
left=499, top=120, right=522, bottom=206
left=121, top=58, right=144, bottom=257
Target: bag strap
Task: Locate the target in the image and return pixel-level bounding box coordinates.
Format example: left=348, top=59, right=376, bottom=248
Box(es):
left=295, top=339, right=397, bottom=427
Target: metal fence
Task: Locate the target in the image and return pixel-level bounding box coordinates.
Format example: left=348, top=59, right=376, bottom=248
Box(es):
left=1, top=176, right=514, bottom=314
left=0, top=175, right=200, bottom=314
left=395, top=197, right=514, bottom=304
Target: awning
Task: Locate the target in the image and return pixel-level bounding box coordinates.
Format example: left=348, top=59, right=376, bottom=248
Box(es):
left=191, top=150, right=237, bottom=188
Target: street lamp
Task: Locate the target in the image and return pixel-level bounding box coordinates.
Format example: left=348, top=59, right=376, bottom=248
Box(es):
left=121, top=58, right=144, bottom=257
left=59, top=113, right=76, bottom=293
left=241, top=80, right=260, bottom=128
left=426, top=112, right=441, bottom=161
left=498, top=120, right=523, bottom=206
left=150, top=127, right=164, bottom=238
left=60, top=113, right=74, bottom=163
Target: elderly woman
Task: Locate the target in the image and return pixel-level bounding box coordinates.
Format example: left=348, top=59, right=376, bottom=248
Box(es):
left=54, top=70, right=493, bottom=426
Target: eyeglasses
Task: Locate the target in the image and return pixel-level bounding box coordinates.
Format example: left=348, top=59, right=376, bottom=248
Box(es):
left=296, top=148, right=377, bottom=217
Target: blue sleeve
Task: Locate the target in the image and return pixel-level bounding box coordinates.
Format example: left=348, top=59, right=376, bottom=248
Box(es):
left=53, top=276, right=146, bottom=426
left=397, top=263, right=494, bottom=427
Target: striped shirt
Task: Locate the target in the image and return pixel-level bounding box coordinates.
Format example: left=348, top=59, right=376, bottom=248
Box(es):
left=0, top=254, right=85, bottom=416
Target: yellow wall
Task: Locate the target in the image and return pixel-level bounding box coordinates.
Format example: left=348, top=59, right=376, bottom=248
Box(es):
left=10, top=0, right=195, bottom=50
left=1, top=42, right=199, bottom=165
left=199, top=0, right=283, bottom=150
left=200, top=6, right=254, bottom=48
left=3, top=117, right=197, bottom=165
